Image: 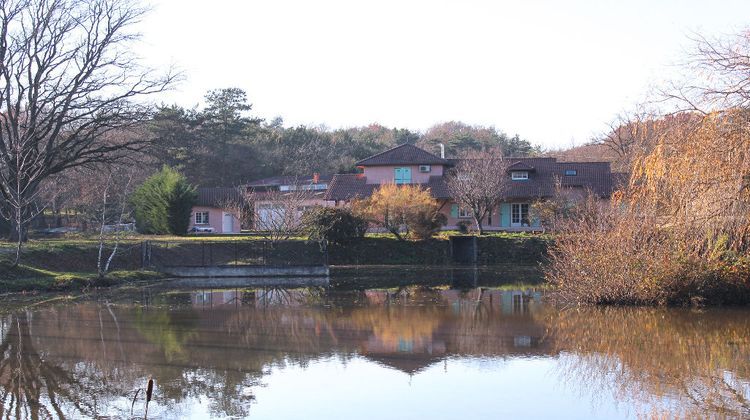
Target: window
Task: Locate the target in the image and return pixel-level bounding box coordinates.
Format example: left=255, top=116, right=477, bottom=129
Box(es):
left=419, top=165, right=431, bottom=173
left=394, top=167, right=412, bottom=184
left=195, top=211, right=209, bottom=225
left=511, top=171, right=529, bottom=180
left=511, top=203, right=530, bottom=227
left=564, top=169, right=577, bottom=176
left=458, top=207, right=471, bottom=218
left=280, top=183, right=327, bottom=192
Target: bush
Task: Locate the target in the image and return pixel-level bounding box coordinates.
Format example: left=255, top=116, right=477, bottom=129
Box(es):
left=408, top=209, right=447, bottom=240
left=545, top=196, right=750, bottom=306
left=132, top=166, right=197, bottom=235
left=456, top=220, right=470, bottom=234
left=353, top=184, right=443, bottom=240
left=301, top=207, right=367, bottom=245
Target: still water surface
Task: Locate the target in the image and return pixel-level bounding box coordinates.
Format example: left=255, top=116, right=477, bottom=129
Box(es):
left=0, top=283, right=748, bottom=419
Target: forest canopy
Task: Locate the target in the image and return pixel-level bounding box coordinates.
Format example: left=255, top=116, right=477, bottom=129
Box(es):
left=148, top=88, right=541, bottom=187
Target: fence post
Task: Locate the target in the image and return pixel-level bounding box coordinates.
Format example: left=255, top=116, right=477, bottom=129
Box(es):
left=141, top=241, right=148, bottom=268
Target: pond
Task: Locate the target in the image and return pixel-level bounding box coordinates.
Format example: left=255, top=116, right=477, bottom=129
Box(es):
left=0, top=281, right=748, bottom=419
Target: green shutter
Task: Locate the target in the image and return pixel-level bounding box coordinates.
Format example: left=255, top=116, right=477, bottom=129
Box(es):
left=451, top=204, right=458, bottom=218
left=395, top=167, right=410, bottom=184
left=500, top=203, right=511, bottom=227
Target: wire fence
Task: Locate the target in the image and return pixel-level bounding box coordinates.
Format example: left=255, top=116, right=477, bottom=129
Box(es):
left=144, top=240, right=327, bottom=268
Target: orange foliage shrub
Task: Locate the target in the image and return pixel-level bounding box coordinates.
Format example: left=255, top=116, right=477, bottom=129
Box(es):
left=546, top=111, right=750, bottom=305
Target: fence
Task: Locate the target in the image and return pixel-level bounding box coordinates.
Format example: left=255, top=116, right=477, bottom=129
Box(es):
left=143, top=240, right=327, bottom=268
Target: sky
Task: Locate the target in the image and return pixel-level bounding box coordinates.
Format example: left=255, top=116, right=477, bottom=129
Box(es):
left=135, top=0, right=750, bottom=149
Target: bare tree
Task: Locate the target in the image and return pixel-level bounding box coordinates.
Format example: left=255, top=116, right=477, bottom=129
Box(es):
left=594, top=108, right=664, bottom=172
left=249, top=182, right=314, bottom=243
left=664, top=29, right=750, bottom=112
left=217, top=187, right=253, bottom=230
left=446, top=148, right=509, bottom=235
left=0, top=0, right=176, bottom=265
left=93, top=167, right=135, bottom=278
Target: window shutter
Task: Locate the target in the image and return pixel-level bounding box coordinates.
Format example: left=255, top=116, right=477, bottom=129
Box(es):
left=451, top=204, right=458, bottom=218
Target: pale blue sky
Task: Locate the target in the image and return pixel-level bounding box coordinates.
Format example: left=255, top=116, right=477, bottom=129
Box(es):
left=137, top=0, right=750, bottom=148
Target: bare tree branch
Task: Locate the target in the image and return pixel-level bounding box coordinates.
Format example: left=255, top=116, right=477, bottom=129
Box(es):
left=446, top=148, right=509, bottom=234
left=0, top=0, right=177, bottom=264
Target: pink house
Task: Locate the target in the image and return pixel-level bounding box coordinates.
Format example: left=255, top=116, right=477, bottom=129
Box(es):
left=189, top=188, right=242, bottom=234
left=325, top=144, right=617, bottom=231
left=245, top=174, right=332, bottom=230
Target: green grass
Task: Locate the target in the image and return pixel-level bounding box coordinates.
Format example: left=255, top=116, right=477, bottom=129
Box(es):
left=0, top=233, right=315, bottom=251
left=0, top=259, right=165, bottom=293
left=0, top=230, right=554, bottom=252
left=434, top=230, right=554, bottom=240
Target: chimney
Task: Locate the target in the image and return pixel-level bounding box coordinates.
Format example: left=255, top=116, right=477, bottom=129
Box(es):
left=439, top=143, right=445, bottom=159
left=313, top=172, right=320, bottom=184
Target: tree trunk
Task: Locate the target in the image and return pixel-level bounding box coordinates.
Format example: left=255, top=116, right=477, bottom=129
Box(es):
left=473, top=213, right=484, bottom=235
left=10, top=208, right=29, bottom=266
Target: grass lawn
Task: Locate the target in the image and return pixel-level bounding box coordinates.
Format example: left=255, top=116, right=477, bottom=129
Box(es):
left=0, top=233, right=307, bottom=250
left=0, top=230, right=553, bottom=252
left=0, top=259, right=164, bottom=293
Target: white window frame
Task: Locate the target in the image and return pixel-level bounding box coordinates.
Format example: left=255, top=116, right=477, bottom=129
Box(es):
left=511, top=203, right=530, bottom=227
left=195, top=211, right=210, bottom=225
left=511, top=171, right=529, bottom=180
left=419, top=165, right=431, bottom=173
left=458, top=207, right=472, bottom=218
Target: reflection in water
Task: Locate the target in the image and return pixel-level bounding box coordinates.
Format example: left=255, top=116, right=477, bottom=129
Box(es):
left=0, top=287, right=747, bottom=419
left=545, top=307, right=750, bottom=418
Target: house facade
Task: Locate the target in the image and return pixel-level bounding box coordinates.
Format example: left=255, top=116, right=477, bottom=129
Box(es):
left=246, top=173, right=332, bottom=230
left=324, top=144, right=617, bottom=231
left=189, top=188, right=243, bottom=233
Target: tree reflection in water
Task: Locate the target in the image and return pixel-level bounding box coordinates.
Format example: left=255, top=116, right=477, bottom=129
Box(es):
left=0, top=288, right=747, bottom=418
left=543, top=307, right=750, bottom=418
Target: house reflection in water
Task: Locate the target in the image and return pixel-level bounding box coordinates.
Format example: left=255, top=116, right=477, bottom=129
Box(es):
left=187, top=287, right=547, bottom=375
left=192, top=289, right=243, bottom=307
left=350, top=287, right=547, bottom=374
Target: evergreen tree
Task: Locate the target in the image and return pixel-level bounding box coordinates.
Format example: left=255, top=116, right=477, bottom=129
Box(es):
left=132, top=167, right=197, bottom=235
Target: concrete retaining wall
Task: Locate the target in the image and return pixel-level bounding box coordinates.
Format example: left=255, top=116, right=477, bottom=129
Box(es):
left=159, top=265, right=330, bottom=278
left=157, top=276, right=330, bottom=288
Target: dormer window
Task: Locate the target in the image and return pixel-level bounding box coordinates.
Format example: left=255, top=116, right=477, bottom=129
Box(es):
left=511, top=171, right=529, bottom=180
left=564, top=169, right=577, bottom=176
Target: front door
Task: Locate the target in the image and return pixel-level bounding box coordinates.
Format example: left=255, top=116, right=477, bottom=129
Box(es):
left=222, top=213, right=233, bottom=233
left=511, top=203, right=530, bottom=227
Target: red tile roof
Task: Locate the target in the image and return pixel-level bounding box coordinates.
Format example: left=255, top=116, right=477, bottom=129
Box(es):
left=324, top=174, right=378, bottom=201
left=325, top=158, right=616, bottom=201
left=197, top=187, right=242, bottom=207
left=356, top=144, right=448, bottom=166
